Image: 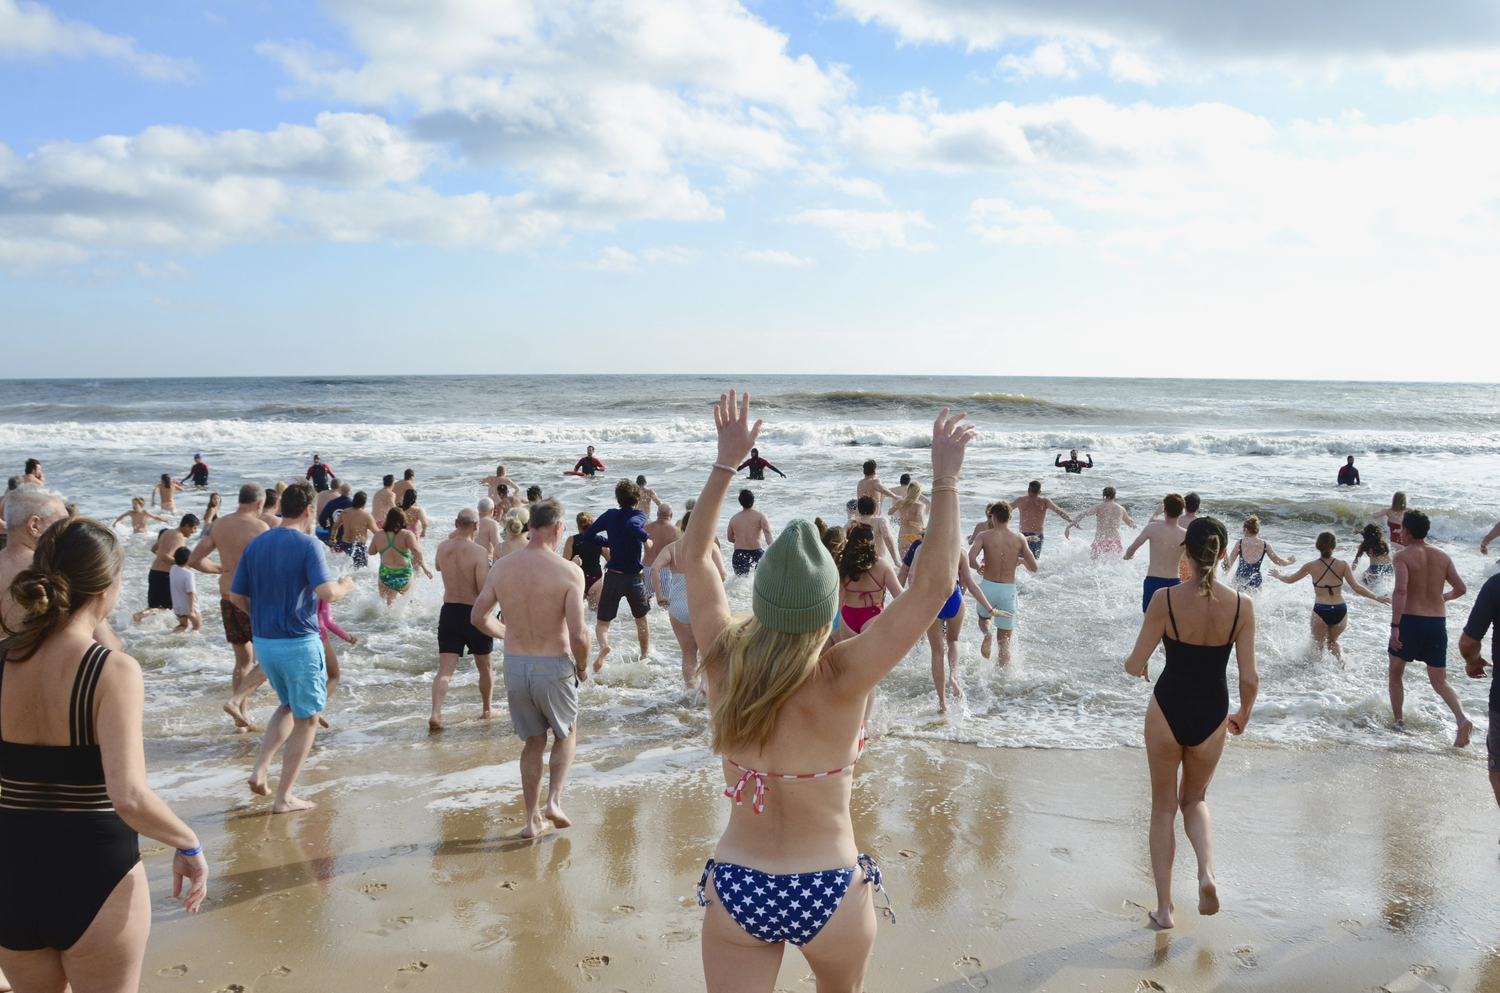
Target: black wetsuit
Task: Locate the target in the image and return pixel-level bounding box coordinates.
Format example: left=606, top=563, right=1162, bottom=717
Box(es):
left=1056, top=455, right=1093, bottom=474
left=187, top=462, right=209, bottom=487
left=574, top=456, right=605, bottom=477
left=1153, top=589, right=1241, bottom=747
left=1337, top=464, right=1360, bottom=486
left=307, top=462, right=334, bottom=492
left=738, top=456, right=784, bottom=481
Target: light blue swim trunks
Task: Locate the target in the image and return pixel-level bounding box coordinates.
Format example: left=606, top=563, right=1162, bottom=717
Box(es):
left=253, top=634, right=327, bottom=719
left=978, top=579, right=1016, bottom=632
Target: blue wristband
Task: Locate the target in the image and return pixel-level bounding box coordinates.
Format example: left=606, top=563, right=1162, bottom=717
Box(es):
left=177, top=844, right=202, bottom=857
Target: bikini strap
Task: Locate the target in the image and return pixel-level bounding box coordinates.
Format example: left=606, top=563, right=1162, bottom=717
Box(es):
left=1165, top=586, right=1180, bottom=640
left=697, top=859, right=717, bottom=907
left=70, top=643, right=110, bottom=747
left=857, top=854, right=897, bottom=924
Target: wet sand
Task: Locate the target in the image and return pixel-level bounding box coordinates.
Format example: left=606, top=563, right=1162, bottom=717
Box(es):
left=134, top=724, right=1500, bottom=993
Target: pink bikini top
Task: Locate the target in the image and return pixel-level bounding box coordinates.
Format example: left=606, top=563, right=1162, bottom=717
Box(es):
left=722, top=726, right=868, bottom=814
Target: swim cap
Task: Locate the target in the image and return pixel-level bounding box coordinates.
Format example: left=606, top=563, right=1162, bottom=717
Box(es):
left=1183, top=516, right=1228, bottom=552
left=752, top=519, right=839, bottom=634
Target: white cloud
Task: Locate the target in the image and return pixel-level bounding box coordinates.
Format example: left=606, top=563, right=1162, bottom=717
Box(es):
left=0, top=0, right=191, bottom=80
left=742, top=248, right=812, bottom=265
left=998, top=40, right=1096, bottom=80
left=969, top=198, right=1072, bottom=244
left=640, top=245, right=698, bottom=264
left=789, top=208, right=934, bottom=250
left=584, top=246, right=640, bottom=271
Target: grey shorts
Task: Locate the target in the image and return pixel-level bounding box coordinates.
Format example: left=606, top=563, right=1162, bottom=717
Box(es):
left=503, top=654, right=579, bottom=741
left=1489, top=710, right=1499, bottom=774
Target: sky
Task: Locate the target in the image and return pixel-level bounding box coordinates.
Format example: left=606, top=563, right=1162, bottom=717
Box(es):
left=3, top=0, right=1499, bottom=380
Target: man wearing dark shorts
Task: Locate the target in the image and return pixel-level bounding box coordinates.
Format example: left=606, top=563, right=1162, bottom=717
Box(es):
left=727, top=488, right=773, bottom=576
left=584, top=479, right=652, bottom=669
left=137, top=515, right=200, bottom=621
left=1388, top=510, right=1472, bottom=745
left=1461, top=572, right=1500, bottom=841
left=431, top=509, right=495, bottom=730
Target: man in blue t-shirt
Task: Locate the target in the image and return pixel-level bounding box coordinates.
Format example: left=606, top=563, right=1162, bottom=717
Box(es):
left=1461, top=573, right=1500, bottom=841
left=231, top=481, right=353, bottom=813
left=583, top=478, right=652, bottom=669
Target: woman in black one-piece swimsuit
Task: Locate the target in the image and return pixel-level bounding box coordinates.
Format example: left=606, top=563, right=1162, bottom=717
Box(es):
left=1124, top=517, right=1260, bottom=931
left=0, top=518, right=208, bottom=992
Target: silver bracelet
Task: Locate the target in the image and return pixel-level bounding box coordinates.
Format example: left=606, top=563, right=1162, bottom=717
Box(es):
left=712, top=462, right=737, bottom=473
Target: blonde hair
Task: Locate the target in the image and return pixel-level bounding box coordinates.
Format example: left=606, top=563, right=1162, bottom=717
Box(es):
left=503, top=506, right=530, bottom=537
left=1391, top=491, right=1407, bottom=511
left=1243, top=515, right=1260, bottom=535
left=700, top=615, right=832, bottom=754
left=131, top=496, right=145, bottom=507
left=899, top=481, right=922, bottom=509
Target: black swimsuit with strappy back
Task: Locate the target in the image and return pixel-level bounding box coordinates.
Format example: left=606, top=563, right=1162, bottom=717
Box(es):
left=0, top=643, right=141, bottom=951
left=1153, top=589, right=1242, bottom=747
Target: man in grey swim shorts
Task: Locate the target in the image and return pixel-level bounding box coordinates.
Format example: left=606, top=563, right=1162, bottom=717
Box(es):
left=472, top=497, right=591, bottom=839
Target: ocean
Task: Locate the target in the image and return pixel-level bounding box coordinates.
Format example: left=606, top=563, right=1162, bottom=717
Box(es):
left=2, top=374, right=1496, bottom=793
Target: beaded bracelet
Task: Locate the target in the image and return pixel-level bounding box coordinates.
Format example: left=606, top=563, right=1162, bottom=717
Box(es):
left=177, top=844, right=203, bottom=857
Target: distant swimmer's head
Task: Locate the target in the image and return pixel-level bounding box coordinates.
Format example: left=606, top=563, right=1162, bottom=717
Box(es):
left=990, top=502, right=1011, bottom=524
left=193, top=454, right=204, bottom=463
left=263, top=489, right=279, bottom=510
left=352, top=491, right=368, bottom=509
left=131, top=496, right=146, bottom=509
left=25, top=459, right=41, bottom=475
left=497, top=484, right=509, bottom=496
left=657, top=503, right=673, bottom=521
left=1346, top=456, right=1356, bottom=465
left=685, top=498, right=697, bottom=512
left=704, top=519, right=838, bottom=754
left=0, top=516, right=124, bottom=663
left=1316, top=530, right=1337, bottom=559
left=751, top=448, right=759, bottom=457
left=1163, top=493, right=1185, bottom=519
left=174, top=546, right=190, bottom=566
left=160, top=473, right=172, bottom=486
left=279, top=484, right=315, bottom=521
left=404, top=469, right=415, bottom=481
left=615, top=479, right=641, bottom=509
left=455, top=508, right=479, bottom=531
left=339, top=482, right=353, bottom=496
left=477, top=497, right=494, bottom=515
left=383, top=474, right=395, bottom=488
left=862, top=460, right=877, bottom=477
left=739, top=489, right=755, bottom=509
left=899, top=473, right=912, bottom=487
left=503, top=507, right=530, bottom=537
left=382, top=508, right=407, bottom=532
left=857, top=495, right=875, bottom=516
left=179, top=514, right=200, bottom=533
left=530, top=498, right=563, bottom=536
left=207, top=492, right=221, bottom=508
left=1183, top=516, right=1229, bottom=596
left=1391, top=491, right=1406, bottom=511
left=576, top=511, right=594, bottom=532
left=587, top=446, right=595, bottom=455
left=1402, top=510, right=1430, bottom=540
left=401, top=489, right=418, bottom=510
left=1242, top=515, right=1261, bottom=536
left=1071, top=449, right=1079, bottom=458
left=1028, top=480, right=1042, bottom=494
left=1103, top=486, right=1116, bottom=500
left=636, top=475, right=648, bottom=486
left=1184, top=493, right=1200, bottom=514
left=312, top=455, right=321, bottom=464
left=526, top=485, right=542, bottom=502
left=496, top=465, right=506, bottom=475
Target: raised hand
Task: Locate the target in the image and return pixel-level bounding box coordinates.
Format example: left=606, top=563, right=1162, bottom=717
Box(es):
left=930, top=408, right=976, bottom=481
left=714, top=390, right=763, bottom=469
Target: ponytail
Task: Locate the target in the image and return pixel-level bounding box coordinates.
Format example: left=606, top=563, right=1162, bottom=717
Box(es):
left=1192, top=534, right=1220, bottom=597
left=1181, top=516, right=1229, bottom=600
left=1, top=518, right=123, bottom=662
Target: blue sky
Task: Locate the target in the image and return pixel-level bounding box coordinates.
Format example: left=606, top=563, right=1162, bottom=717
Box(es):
left=3, top=0, right=1499, bottom=380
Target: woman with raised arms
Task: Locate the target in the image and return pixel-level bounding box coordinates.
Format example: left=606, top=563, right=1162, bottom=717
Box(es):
left=1124, top=516, right=1258, bottom=930
left=682, top=391, right=973, bottom=991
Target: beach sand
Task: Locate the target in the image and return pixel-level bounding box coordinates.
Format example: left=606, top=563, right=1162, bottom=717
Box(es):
left=133, top=726, right=1500, bottom=993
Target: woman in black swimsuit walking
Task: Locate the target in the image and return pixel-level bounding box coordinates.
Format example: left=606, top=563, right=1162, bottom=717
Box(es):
left=0, top=518, right=207, bottom=991
left=1125, top=517, right=1258, bottom=930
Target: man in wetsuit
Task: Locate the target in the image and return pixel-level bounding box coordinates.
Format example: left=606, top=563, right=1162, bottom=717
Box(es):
left=1389, top=510, right=1472, bottom=746
left=306, top=455, right=335, bottom=493
left=574, top=447, right=605, bottom=477
left=1338, top=456, right=1360, bottom=486
left=737, top=448, right=785, bottom=481
left=1056, top=450, right=1093, bottom=473
left=185, top=454, right=210, bottom=488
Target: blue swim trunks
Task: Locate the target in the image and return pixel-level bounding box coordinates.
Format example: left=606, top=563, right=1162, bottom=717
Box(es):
left=253, top=634, right=327, bottom=718
left=1023, top=532, right=1043, bottom=558
left=1143, top=576, right=1181, bottom=614
left=1392, top=614, right=1448, bottom=667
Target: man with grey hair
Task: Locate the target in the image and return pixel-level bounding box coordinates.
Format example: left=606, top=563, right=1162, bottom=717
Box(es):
left=475, top=497, right=502, bottom=561
left=0, top=485, right=122, bottom=651
left=188, top=482, right=270, bottom=731
left=0, top=476, right=22, bottom=549
left=473, top=497, right=590, bottom=838
left=642, top=502, right=677, bottom=605
left=431, top=508, right=496, bottom=730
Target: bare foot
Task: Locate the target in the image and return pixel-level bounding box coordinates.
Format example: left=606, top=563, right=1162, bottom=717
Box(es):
left=948, top=675, right=964, bottom=700
left=248, top=774, right=271, bottom=797
left=980, top=633, right=992, bottom=659
left=1455, top=719, right=1473, bottom=748
left=593, top=646, right=610, bottom=673
left=1199, top=874, right=1219, bottom=916
left=1149, top=908, right=1174, bottom=929
left=318, top=715, right=331, bottom=729
left=520, top=819, right=553, bottom=840
left=272, top=795, right=316, bottom=814
left=223, top=699, right=251, bottom=730
left=479, top=709, right=493, bottom=720
left=429, top=716, right=443, bottom=732
left=937, top=698, right=947, bottom=715
left=1394, top=718, right=1405, bottom=732
left=543, top=802, right=571, bottom=828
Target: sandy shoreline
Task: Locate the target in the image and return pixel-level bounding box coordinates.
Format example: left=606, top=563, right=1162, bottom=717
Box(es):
left=131, top=725, right=1499, bottom=993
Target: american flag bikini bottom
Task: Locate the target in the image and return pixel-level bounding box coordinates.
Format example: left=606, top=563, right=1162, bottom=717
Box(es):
left=697, top=855, right=893, bottom=946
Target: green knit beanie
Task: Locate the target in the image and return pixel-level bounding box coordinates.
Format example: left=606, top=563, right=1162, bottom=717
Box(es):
left=752, top=518, right=840, bottom=634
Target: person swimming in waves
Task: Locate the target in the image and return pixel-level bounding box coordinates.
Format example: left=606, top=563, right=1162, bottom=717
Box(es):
left=185, top=454, right=209, bottom=488
left=737, top=448, right=785, bottom=480
left=1220, top=516, right=1294, bottom=593
left=1056, top=449, right=1093, bottom=473
left=1067, top=486, right=1137, bottom=558
left=152, top=473, right=184, bottom=513
left=1338, top=456, right=1361, bottom=486
left=113, top=497, right=167, bottom=534
left=1124, top=516, right=1258, bottom=931
left=1271, top=531, right=1388, bottom=666
left=1352, top=523, right=1394, bottom=583
left=569, top=447, right=605, bottom=477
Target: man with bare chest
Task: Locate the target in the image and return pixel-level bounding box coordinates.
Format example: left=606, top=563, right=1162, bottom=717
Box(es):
left=1011, top=480, right=1072, bottom=559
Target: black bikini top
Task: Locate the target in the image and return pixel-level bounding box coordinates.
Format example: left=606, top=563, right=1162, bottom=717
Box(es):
left=0, top=643, right=115, bottom=813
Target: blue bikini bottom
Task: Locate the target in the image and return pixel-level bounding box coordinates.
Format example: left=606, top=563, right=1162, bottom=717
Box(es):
left=697, top=854, right=893, bottom=946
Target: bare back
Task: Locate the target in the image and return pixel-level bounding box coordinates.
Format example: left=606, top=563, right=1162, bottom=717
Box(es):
left=487, top=545, right=585, bottom=656
left=1395, top=542, right=1456, bottom=616
left=973, top=526, right=1028, bottom=582
left=1133, top=520, right=1186, bottom=578
left=1011, top=494, right=1052, bottom=534
left=726, top=509, right=769, bottom=551
left=436, top=537, right=490, bottom=604
left=371, top=487, right=397, bottom=522
left=193, top=509, right=269, bottom=597
left=475, top=518, right=502, bottom=560
left=334, top=507, right=376, bottom=546
left=643, top=520, right=677, bottom=566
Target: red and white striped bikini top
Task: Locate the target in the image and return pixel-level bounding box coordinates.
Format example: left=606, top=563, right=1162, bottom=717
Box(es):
left=722, top=726, right=868, bottom=815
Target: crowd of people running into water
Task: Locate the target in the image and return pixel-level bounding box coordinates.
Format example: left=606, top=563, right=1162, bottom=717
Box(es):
left=2, top=413, right=1500, bottom=992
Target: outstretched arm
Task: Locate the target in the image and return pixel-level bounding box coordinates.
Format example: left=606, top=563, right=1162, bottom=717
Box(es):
left=1272, top=561, right=1314, bottom=584
left=1481, top=521, right=1500, bottom=554
left=1046, top=499, right=1073, bottom=524
left=1340, top=562, right=1390, bottom=604
left=684, top=391, right=761, bottom=652
left=1123, top=527, right=1149, bottom=560
left=769, top=461, right=786, bottom=478
left=1265, top=543, right=1295, bottom=567
left=149, top=511, right=168, bottom=524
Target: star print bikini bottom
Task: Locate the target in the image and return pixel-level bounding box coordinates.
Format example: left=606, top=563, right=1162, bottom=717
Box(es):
left=696, top=854, right=894, bottom=946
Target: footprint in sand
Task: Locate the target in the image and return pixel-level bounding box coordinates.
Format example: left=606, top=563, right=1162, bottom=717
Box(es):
left=1049, top=847, right=1072, bottom=861
left=497, top=880, right=520, bottom=890
left=661, top=929, right=697, bottom=943
left=265, top=966, right=292, bottom=977
left=1135, top=981, right=1166, bottom=993
left=398, top=962, right=429, bottom=973
left=141, top=845, right=168, bottom=856
left=376, top=916, right=415, bottom=936
left=578, top=953, right=611, bottom=982
left=211, top=985, right=245, bottom=993
left=1338, top=918, right=1363, bottom=932
left=1231, top=946, right=1258, bottom=968
left=360, top=883, right=388, bottom=896
left=471, top=924, right=510, bottom=950
left=954, top=955, right=988, bottom=989
left=895, top=849, right=918, bottom=860
left=158, top=964, right=188, bottom=977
